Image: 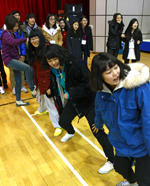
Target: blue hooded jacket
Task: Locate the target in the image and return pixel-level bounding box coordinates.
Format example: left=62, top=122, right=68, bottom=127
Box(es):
left=94, top=63, right=150, bottom=158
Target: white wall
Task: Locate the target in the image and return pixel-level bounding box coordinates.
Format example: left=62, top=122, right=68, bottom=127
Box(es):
left=89, top=0, right=150, bottom=52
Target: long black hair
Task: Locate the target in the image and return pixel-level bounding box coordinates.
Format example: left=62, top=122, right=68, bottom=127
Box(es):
left=42, top=44, right=70, bottom=69
left=67, top=20, right=82, bottom=38
left=45, top=14, right=57, bottom=29
left=28, top=28, right=47, bottom=65
left=125, top=18, right=140, bottom=40
left=80, top=15, right=90, bottom=36
left=90, top=52, right=131, bottom=92
left=110, top=13, right=124, bottom=27
left=58, top=18, right=68, bottom=32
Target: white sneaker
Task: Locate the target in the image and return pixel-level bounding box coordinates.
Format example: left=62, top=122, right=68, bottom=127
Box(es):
left=116, top=180, right=139, bottom=186
left=60, top=133, right=75, bottom=142
left=12, top=88, right=16, bottom=95
left=16, top=100, right=30, bottom=107
left=0, top=86, right=5, bottom=94
left=31, top=87, right=36, bottom=98
left=98, top=161, right=114, bottom=174
left=21, top=86, right=28, bottom=93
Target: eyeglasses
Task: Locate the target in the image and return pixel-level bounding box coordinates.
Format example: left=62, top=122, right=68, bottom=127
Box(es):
left=30, top=38, right=39, bottom=42
left=82, top=20, right=88, bottom=22
left=50, top=18, right=55, bottom=21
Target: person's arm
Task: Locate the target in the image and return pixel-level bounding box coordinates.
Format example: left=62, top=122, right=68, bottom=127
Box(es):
left=89, top=27, right=93, bottom=52
left=109, top=23, right=120, bottom=36
left=19, top=31, right=27, bottom=58
left=67, top=62, right=91, bottom=99
left=58, top=30, right=63, bottom=46
left=66, top=33, right=73, bottom=54
left=94, top=92, right=104, bottom=129
left=136, top=83, right=150, bottom=156
left=2, top=32, right=27, bottom=46
left=137, top=30, right=143, bottom=45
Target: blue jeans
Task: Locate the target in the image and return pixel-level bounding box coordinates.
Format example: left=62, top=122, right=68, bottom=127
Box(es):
left=7, top=59, right=34, bottom=101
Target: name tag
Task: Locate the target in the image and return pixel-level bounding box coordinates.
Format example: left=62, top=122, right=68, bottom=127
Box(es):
left=81, top=40, right=86, bottom=45
left=50, top=40, right=56, bottom=44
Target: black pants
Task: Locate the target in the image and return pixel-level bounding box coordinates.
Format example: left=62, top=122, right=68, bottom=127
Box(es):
left=0, top=52, right=7, bottom=86
left=59, top=100, right=114, bottom=163
left=124, top=59, right=137, bottom=64
left=82, top=45, right=88, bottom=65
left=107, top=48, right=119, bottom=58
left=114, top=154, right=150, bottom=186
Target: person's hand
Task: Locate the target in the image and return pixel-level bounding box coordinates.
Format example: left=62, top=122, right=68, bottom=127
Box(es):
left=137, top=40, right=140, bottom=44
left=92, top=124, right=99, bottom=133
left=121, top=34, right=126, bottom=38
left=63, top=93, right=68, bottom=99
left=46, top=89, right=51, bottom=95
left=26, top=38, right=29, bottom=45
left=90, top=50, right=93, bottom=54
left=20, top=55, right=25, bottom=62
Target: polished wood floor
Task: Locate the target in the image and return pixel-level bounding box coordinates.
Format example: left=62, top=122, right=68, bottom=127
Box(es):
left=0, top=52, right=149, bottom=186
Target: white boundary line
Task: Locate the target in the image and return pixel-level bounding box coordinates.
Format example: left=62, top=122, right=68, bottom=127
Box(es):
left=21, top=106, right=88, bottom=186
left=31, top=110, right=107, bottom=158
left=74, top=127, right=106, bottom=158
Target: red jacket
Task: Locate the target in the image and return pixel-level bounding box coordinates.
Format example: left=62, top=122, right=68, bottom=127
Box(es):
left=32, top=61, right=51, bottom=94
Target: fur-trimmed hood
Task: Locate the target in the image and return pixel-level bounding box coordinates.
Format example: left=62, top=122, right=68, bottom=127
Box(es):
left=42, top=24, right=60, bottom=36
left=102, top=63, right=150, bottom=93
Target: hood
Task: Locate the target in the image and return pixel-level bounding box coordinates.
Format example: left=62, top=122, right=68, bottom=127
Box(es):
left=102, top=63, right=150, bottom=93
left=42, top=24, right=60, bottom=36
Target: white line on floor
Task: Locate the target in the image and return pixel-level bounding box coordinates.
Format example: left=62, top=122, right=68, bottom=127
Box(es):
left=21, top=106, right=88, bottom=186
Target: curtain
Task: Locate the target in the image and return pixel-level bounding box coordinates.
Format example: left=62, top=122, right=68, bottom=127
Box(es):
left=61, top=0, right=89, bottom=19
left=0, top=0, right=58, bottom=28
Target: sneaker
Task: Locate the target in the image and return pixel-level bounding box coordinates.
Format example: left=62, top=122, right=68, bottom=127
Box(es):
left=54, top=128, right=63, bottom=137
left=16, top=100, right=30, bottom=107
left=116, top=180, right=139, bottom=186
left=34, top=110, right=47, bottom=115
left=60, top=133, right=75, bottom=142
left=31, top=88, right=36, bottom=98
left=4, top=84, right=8, bottom=89
left=12, top=88, right=16, bottom=95
left=0, top=86, right=5, bottom=94
left=21, top=86, right=28, bottom=93
left=98, top=161, right=114, bottom=174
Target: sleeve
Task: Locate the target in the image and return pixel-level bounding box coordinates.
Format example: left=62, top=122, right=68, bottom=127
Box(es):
left=136, top=83, right=150, bottom=156
left=2, top=32, right=27, bottom=46
left=19, top=31, right=26, bottom=56
left=58, top=30, right=63, bottom=46
left=138, top=30, right=143, bottom=45
left=109, top=23, right=120, bottom=36
left=66, top=33, right=73, bottom=54
left=44, top=67, right=51, bottom=91
left=94, top=92, right=104, bottom=129
left=67, top=62, right=91, bottom=99
left=89, top=28, right=93, bottom=51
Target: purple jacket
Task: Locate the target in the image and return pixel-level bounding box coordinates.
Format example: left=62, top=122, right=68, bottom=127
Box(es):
left=1, top=30, right=27, bottom=66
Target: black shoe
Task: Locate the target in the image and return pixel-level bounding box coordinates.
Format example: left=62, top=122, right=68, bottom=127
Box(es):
left=16, top=100, right=30, bottom=107
left=4, top=84, right=8, bottom=89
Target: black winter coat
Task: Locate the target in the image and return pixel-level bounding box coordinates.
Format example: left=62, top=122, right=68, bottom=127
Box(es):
left=66, top=33, right=82, bottom=60
left=122, top=29, right=143, bottom=61
left=64, top=54, right=95, bottom=118
left=107, top=20, right=124, bottom=49
left=81, top=26, right=93, bottom=57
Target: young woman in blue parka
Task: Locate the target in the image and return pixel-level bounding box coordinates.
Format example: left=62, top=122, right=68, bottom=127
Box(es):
left=90, top=53, right=150, bottom=186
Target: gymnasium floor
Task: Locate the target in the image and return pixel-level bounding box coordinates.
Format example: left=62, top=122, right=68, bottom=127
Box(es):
left=0, top=52, right=149, bottom=186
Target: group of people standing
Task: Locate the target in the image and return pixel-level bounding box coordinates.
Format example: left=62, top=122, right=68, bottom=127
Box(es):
left=0, top=10, right=149, bottom=186
left=107, top=13, right=142, bottom=64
